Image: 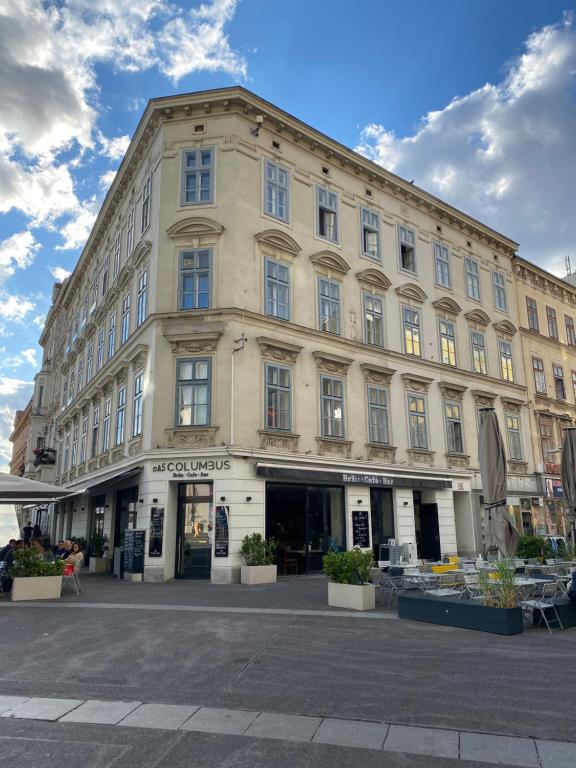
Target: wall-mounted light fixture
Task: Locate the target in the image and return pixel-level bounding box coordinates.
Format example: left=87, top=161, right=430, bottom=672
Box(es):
left=357, top=499, right=363, bottom=505
left=246, top=496, right=252, bottom=502
left=139, top=499, right=144, bottom=504
left=403, top=501, right=409, bottom=506
left=220, top=496, right=226, bottom=502
left=152, top=498, right=158, bottom=503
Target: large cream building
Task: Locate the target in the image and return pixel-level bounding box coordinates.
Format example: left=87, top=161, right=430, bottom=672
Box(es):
left=25, top=87, right=536, bottom=582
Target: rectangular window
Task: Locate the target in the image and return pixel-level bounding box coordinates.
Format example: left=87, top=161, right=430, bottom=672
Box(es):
left=112, top=231, right=121, bottom=278
left=108, top=313, right=116, bottom=360
left=403, top=306, right=421, bottom=356
left=264, top=160, right=289, bottom=221
left=141, top=174, right=151, bottom=233
left=97, top=327, right=104, bottom=371
left=439, top=319, right=457, bottom=366
left=137, top=269, right=147, bottom=327
left=86, top=342, right=94, bottom=383
left=533, top=357, right=547, bottom=394
left=90, top=274, right=98, bottom=315
left=265, top=259, right=290, bottom=320
left=316, top=186, right=338, bottom=243
left=526, top=297, right=539, bottom=331
left=572, top=371, right=576, bottom=401
left=126, top=205, right=135, bottom=257
left=265, top=364, right=291, bottom=431
left=69, top=369, right=75, bottom=404
left=553, top=364, right=566, bottom=400
left=465, top=257, right=481, bottom=300
left=101, top=252, right=109, bottom=297
left=77, top=356, right=83, bottom=394
left=360, top=207, right=380, bottom=260
left=182, top=148, right=214, bottom=205
left=176, top=358, right=210, bottom=427
left=493, top=271, right=508, bottom=311
left=72, top=310, right=79, bottom=343
left=539, top=419, right=554, bottom=462
left=179, top=249, right=212, bottom=310
left=566, top=315, right=576, bottom=346
left=133, top=372, right=144, bottom=437
left=547, top=306, right=559, bottom=339
left=318, top=277, right=341, bottom=334
left=121, top=294, right=130, bottom=344
left=62, top=380, right=68, bottom=411
left=444, top=401, right=464, bottom=454
left=506, top=414, right=522, bottom=460
left=499, top=339, right=514, bottom=382
left=64, top=430, right=70, bottom=471
left=91, top=406, right=100, bottom=458
left=434, top=242, right=451, bottom=288
left=408, top=394, right=428, bottom=449
left=80, top=415, right=88, bottom=464
left=399, top=225, right=416, bottom=273
left=470, top=330, right=487, bottom=375
left=102, top=397, right=112, bottom=452
left=81, top=295, right=88, bottom=330
left=71, top=424, right=79, bottom=468
left=363, top=293, right=384, bottom=347
left=368, top=385, right=390, bottom=444
left=321, top=375, right=345, bottom=438
left=115, top=386, right=126, bottom=445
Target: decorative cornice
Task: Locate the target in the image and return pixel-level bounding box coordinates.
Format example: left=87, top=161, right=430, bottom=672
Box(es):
left=255, top=229, right=301, bottom=256
left=472, top=389, right=496, bottom=407
left=360, top=363, right=396, bottom=385
left=438, top=382, right=467, bottom=401
left=493, top=319, right=518, bottom=336
left=309, top=250, right=350, bottom=274
left=432, top=296, right=462, bottom=315
left=356, top=268, right=391, bottom=292
left=312, top=351, right=353, bottom=375
left=130, top=239, right=152, bottom=268
left=166, top=216, right=224, bottom=240
left=401, top=373, right=433, bottom=392
left=464, top=309, right=491, bottom=326
left=395, top=283, right=427, bottom=303
left=500, top=396, right=524, bottom=413
left=257, top=336, right=302, bottom=364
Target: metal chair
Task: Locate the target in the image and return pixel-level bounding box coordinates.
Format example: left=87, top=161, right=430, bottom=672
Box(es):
left=0, top=561, right=9, bottom=594
left=521, top=582, right=564, bottom=633
left=61, top=563, right=81, bottom=595
left=375, top=573, right=404, bottom=607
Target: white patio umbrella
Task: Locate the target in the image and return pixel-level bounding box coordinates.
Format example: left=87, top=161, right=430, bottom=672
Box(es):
left=0, top=473, right=71, bottom=503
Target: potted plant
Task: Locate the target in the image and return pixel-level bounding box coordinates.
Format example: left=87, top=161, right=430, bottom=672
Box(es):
left=239, top=533, right=277, bottom=585
left=515, top=535, right=551, bottom=563
left=323, top=549, right=376, bottom=610
left=10, top=548, right=64, bottom=601
left=88, top=533, right=109, bottom=573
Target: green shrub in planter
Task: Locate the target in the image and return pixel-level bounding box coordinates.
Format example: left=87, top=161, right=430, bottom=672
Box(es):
left=515, top=535, right=551, bottom=561
left=240, top=533, right=277, bottom=566
left=10, top=548, right=64, bottom=577
left=89, top=534, right=108, bottom=559
left=323, top=549, right=374, bottom=585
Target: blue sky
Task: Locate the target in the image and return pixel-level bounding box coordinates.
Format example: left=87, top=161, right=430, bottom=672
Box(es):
left=0, top=0, right=575, bottom=468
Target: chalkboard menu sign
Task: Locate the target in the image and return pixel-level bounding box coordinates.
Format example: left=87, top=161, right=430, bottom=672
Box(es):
left=352, top=509, right=370, bottom=548
left=214, top=505, right=229, bottom=558
left=124, top=529, right=145, bottom=573
left=149, top=507, right=164, bottom=557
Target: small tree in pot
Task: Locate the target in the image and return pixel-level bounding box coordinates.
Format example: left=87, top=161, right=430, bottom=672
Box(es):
left=239, top=533, right=277, bottom=585
left=88, top=533, right=109, bottom=573
left=10, top=548, right=65, bottom=602
left=323, top=549, right=376, bottom=610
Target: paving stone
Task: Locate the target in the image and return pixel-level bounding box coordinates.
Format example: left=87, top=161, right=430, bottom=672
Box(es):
left=0, top=697, right=83, bottom=721
left=59, top=699, right=142, bottom=724
left=460, top=731, right=539, bottom=766
left=119, top=703, right=199, bottom=730
left=536, top=739, right=576, bottom=768
left=383, top=724, right=459, bottom=758
left=245, top=712, right=322, bottom=742
left=0, top=696, right=29, bottom=715
left=180, top=707, right=259, bottom=735
left=312, top=718, right=389, bottom=750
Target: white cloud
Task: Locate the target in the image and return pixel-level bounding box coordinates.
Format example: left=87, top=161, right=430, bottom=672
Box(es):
left=0, top=294, right=35, bottom=321
left=356, top=13, right=576, bottom=274
left=49, top=266, right=72, bottom=282
left=0, top=375, right=31, bottom=396
left=99, top=133, right=131, bottom=161
left=55, top=199, right=100, bottom=250
left=0, top=231, right=39, bottom=285
left=2, top=348, right=38, bottom=369
left=32, top=314, right=46, bottom=329
left=20, top=348, right=37, bottom=365
left=99, top=169, right=117, bottom=190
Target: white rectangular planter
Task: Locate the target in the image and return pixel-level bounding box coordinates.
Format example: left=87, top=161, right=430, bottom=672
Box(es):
left=241, top=564, right=277, bottom=585
left=328, top=582, right=376, bottom=611
left=89, top=557, right=108, bottom=573
left=11, top=576, right=63, bottom=602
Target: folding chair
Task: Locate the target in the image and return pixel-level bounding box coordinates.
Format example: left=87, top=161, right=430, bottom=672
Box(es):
left=521, top=582, right=564, bottom=634
left=0, top=561, right=8, bottom=594
left=61, top=563, right=81, bottom=595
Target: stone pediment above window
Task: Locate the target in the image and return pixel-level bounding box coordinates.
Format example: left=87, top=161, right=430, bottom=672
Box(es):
left=166, top=217, right=224, bottom=240
left=395, top=283, right=427, bottom=303
left=126, top=344, right=149, bottom=370
left=118, top=263, right=135, bottom=289
left=360, top=363, right=396, bottom=385
left=312, top=351, right=353, bottom=376
left=438, top=381, right=467, bottom=401
left=94, top=306, right=106, bottom=324
left=472, top=389, right=496, bottom=407
left=164, top=330, right=222, bottom=355
left=500, top=396, right=524, bottom=413
left=309, top=250, right=350, bottom=274
left=130, top=239, right=152, bottom=268
left=105, top=286, right=119, bottom=309
left=493, top=319, right=517, bottom=336
left=257, top=336, right=303, bottom=364
left=464, top=309, right=491, bottom=326
left=356, top=268, right=391, bottom=292
left=432, top=297, right=462, bottom=315
left=401, top=373, right=433, bottom=392
left=255, top=229, right=301, bottom=257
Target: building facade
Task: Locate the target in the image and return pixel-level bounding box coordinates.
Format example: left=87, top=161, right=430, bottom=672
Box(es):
left=9, top=399, right=32, bottom=478
left=25, top=87, right=535, bottom=581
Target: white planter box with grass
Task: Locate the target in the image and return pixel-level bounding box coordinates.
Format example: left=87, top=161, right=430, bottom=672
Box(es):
left=323, top=549, right=376, bottom=611
left=327, top=581, right=376, bottom=610
left=240, top=564, right=277, bottom=585
left=11, top=575, right=63, bottom=602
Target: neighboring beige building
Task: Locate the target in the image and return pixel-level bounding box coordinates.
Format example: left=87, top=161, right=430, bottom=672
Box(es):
left=25, top=87, right=535, bottom=581
left=9, top=399, right=32, bottom=478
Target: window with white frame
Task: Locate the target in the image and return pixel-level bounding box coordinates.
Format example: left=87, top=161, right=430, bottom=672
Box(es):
left=399, top=225, right=416, bottom=273
left=506, top=413, right=522, bottom=460
left=434, top=242, right=451, bottom=288
left=264, top=160, right=289, bottom=221
left=363, top=292, right=384, bottom=347
left=64, top=430, right=70, bottom=471
left=90, top=274, right=98, bottom=315
left=470, top=330, right=487, bottom=375
left=318, top=277, right=341, bottom=334
left=572, top=370, right=576, bottom=401
left=176, top=358, right=211, bottom=427
left=316, top=186, right=338, bottom=243
left=320, top=375, right=345, bottom=438
left=80, top=415, right=88, bottom=464
left=539, top=419, right=554, bottom=462
left=116, top=386, right=126, bottom=445
left=439, top=319, right=457, bottom=366
left=444, top=401, right=464, bottom=453
left=553, top=364, right=566, bottom=400
left=86, top=342, right=94, bottom=383
left=121, top=294, right=130, bottom=344
left=265, top=363, right=291, bottom=431
left=493, top=271, right=508, bottom=311
left=265, top=259, right=290, bottom=320
left=367, top=385, right=390, bottom=444
left=69, top=368, right=75, bottom=404
left=533, top=357, right=546, bottom=394
left=81, top=295, right=88, bottom=330
left=141, top=174, right=151, bottom=233
left=360, top=207, right=380, bottom=260
left=465, top=257, right=481, bottom=300
left=62, top=380, right=67, bottom=411
left=72, top=310, right=79, bottom=343
left=133, top=372, right=143, bottom=436
left=97, top=327, right=104, bottom=370
left=181, top=148, right=214, bottom=205
left=77, top=356, right=83, bottom=394
left=402, top=306, right=421, bottom=356
left=179, top=249, right=212, bottom=310
left=108, top=313, right=116, bottom=360
left=137, top=269, right=147, bottom=327
left=91, top=405, right=100, bottom=457
left=112, top=231, right=121, bottom=278
left=71, top=424, right=79, bottom=467
left=499, top=339, right=514, bottom=382
left=101, top=252, right=109, bottom=297
left=126, top=205, right=135, bottom=257
left=408, top=394, right=428, bottom=449
left=56, top=436, right=63, bottom=475
left=102, top=397, right=112, bottom=452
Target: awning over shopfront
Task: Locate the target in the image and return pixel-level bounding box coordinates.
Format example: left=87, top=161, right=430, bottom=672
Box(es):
left=0, top=473, right=72, bottom=503
left=85, top=466, right=143, bottom=494
left=256, top=464, right=452, bottom=490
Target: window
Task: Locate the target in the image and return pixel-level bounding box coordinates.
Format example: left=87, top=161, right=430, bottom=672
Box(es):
left=444, top=401, right=464, bottom=453
left=112, top=232, right=121, bottom=278
left=80, top=415, right=88, bottom=464
left=90, top=274, right=98, bottom=315
left=137, top=269, right=147, bottom=327
left=108, top=313, right=116, bottom=360
left=102, top=397, right=112, bottom=452
left=402, top=306, right=421, bottom=356
left=179, top=249, right=212, bottom=310
left=566, top=315, right=576, bottom=346
left=533, top=358, right=547, bottom=394
left=547, top=306, right=559, bottom=339
left=408, top=394, right=428, bottom=449
left=465, top=257, right=481, bottom=300
left=91, top=406, right=100, bottom=458
left=81, top=295, right=88, bottom=330
left=316, top=186, right=338, bottom=243
left=77, top=356, right=83, bottom=394
left=182, top=148, right=214, bottom=205
left=97, top=327, right=105, bottom=371
left=320, top=376, right=345, bottom=438
left=264, top=160, right=289, bottom=221
left=553, top=364, right=566, bottom=400
left=493, top=271, right=507, bottom=311
left=368, top=385, right=389, bottom=444
left=499, top=339, right=514, bottom=382
left=526, top=298, right=539, bottom=331
left=86, top=342, right=94, bottom=383
left=72, top=310, right=79, bottom=343
left=62, top=380, right=68, bottom=411
left=318, top=277, right=341, bottom=334
left=126, top=205, right=135, bottom=257
left=439, top=319, right=456, bottom=366
left=360, top=207, right=380, bottom=260
left=363, top=293, right=384, bottom=347
left=115, top=386, right=126, bottom=445
left=399, top=225, right=416, bottom=273
left=176, top=358, right=210, bottom=427
left=133, top=372, right=144, bottom=436
left=539, top=419, right=554, bottom=462
left=434, top=242, right=451, bottom=288
left=101, top=252, right=109, bottom=297
left=69, top=369, right=75, bottom=404
left=265, top=259, right=290, bottom=320
left=121, top=294, right=130, bottom=344
left=71, top=424, right=79, bottom=468
left=265, top=364, right=291, bottom=431
left=506, top=414, right=522, bottom=460
left=141, top=174, right=151, bottom=232
left=470, top=330, right=487, bottom=375
left=572, top=371, right=576, bottom=401
left=64, top=430, right=70, bottom=471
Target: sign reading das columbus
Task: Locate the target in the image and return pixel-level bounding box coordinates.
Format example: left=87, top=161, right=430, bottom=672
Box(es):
left=152, top=459, right=231, bottom=479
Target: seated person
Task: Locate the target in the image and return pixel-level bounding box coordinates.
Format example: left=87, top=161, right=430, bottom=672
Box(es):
left=0, top=539, right=16, bottom=562
left=54, top=540, right=69, bottom=558
left=30, top=538, right=45, bottom=555
left=568, top=571, right=576, bottom=603
left=64, top=543, right=84, bottom=571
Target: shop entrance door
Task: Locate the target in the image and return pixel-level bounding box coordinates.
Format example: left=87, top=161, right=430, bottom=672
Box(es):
left=176, top=483, right=213, bottom=579
left=419, top=503, right=441, bottom=561
left=114, top=487, right=138, bottom=547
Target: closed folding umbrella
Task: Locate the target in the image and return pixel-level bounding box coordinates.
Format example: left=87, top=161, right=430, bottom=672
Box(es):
left=478, top=408, right=519, bottom=556
left=560, top=428, right=576, bottom=545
